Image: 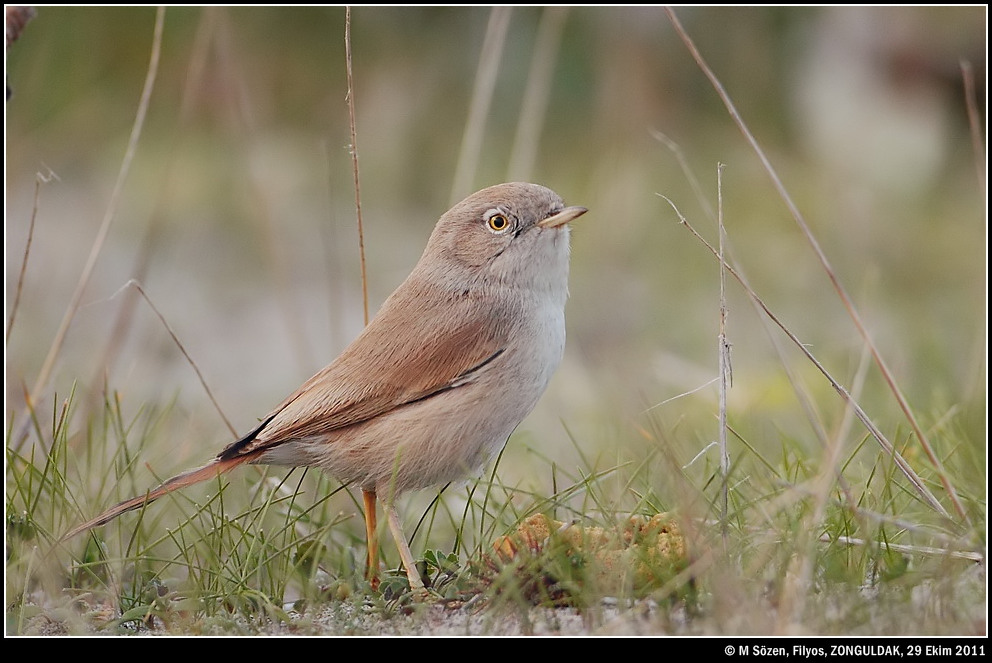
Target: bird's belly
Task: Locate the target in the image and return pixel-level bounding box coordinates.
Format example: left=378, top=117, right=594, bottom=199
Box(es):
left=260, top=304, right=565, bottom=496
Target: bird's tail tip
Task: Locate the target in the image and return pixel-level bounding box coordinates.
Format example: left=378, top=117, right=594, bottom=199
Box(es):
left=59, top=455, right=253, bottom=542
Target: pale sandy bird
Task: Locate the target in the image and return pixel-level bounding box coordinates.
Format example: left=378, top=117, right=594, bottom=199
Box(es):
left=64, top=182, right=587, bottom=598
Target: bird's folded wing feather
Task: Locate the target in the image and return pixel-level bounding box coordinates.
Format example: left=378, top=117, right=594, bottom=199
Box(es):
left=220, top=287, right=513, bottom=459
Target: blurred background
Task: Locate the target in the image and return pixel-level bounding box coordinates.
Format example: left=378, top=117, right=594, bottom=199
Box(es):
left=5, top=7, right=986, bottom=507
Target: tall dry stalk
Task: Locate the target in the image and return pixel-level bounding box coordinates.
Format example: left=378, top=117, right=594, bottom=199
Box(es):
left=449, top=7, right=512, bottom=205
left=664, top=7, right=967, bottom=523
left=18, top=7, right=165, bottom=453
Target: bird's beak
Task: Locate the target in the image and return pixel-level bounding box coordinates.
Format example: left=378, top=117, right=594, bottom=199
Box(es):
left=538, top=206, right=588, bottom=229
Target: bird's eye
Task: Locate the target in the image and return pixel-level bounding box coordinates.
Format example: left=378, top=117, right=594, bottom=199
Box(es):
left=487, top=213, right=510, bottom=233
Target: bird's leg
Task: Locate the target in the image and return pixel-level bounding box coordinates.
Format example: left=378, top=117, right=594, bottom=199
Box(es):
left=362, top=489, right=379, bottom=589
left=385, top=501, right=430, bottom=600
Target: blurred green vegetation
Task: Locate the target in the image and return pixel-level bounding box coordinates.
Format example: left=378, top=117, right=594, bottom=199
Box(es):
left=5, top=5, right=985, bottom=546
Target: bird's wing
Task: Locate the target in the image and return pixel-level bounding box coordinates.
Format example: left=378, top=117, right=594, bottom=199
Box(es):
left=219, top=284, right=513, bottom=459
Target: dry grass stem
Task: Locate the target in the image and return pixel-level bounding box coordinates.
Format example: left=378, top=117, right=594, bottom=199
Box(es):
left=775, top=349, right=869, bottom=632
left=345, top=6, right=369, bottom=327
left=825, top=535, right=984, bottom=563
left=716, top=163, right=730, bottom=540
left=661, top=196, right=948, bottom=519
left=449, top=6, right=512, bottom=205
left=7, top=8, right=980, bottom=636
left=87, top=11, right=217, bottom=411
left=6, top=171, right=54, bottom=345
left=117, top=280, right=237, bottom=438
left=664, top=7, right=967, bottom=523
left=19, top=7, right=165, bottom=450
left=659, top=149, right=860, bottom=517
left=658, top=126, right=875, bottom=534
left=960, top=60, right=986, bottom=200
left=643, top=377, right=720, bottom=412
left=506, top=7, right=568, bottom=182
left=650, top=130, right=716, bottom=221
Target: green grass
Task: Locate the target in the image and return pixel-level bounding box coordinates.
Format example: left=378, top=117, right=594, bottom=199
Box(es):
left=6, top=376, right=984, bottom=634
left=5, top=7, right=986, bottom=636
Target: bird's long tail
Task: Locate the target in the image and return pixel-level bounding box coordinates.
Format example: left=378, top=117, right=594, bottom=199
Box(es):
left=61, top=453, right=258, bottom=541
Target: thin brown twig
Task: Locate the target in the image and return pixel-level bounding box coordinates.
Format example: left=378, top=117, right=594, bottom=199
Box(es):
left=740, top=293, right=862, bottom=508
left=116, top=279, right=237, bottom=438
left=664, top=7, right=967, bottom=523
left=7, top=170, right=56, bottom=344
left=18, top=7, right=165, bottom=453
left=960, top=60, right=986, bottom=201
left=345, top=6, right=369, bottom=327
left=650, top=129, right=716, bottom=221
left=776, top=345, right=871, bottom=632
left=823, top=534, right=983, bottom=563
left=716, top=163, right=729, bottom=542
left=661, top=196, right=950, bottom=520
left=450, top=6, right=512, bottom=205
left=345, top=6, right=377, bottom=585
